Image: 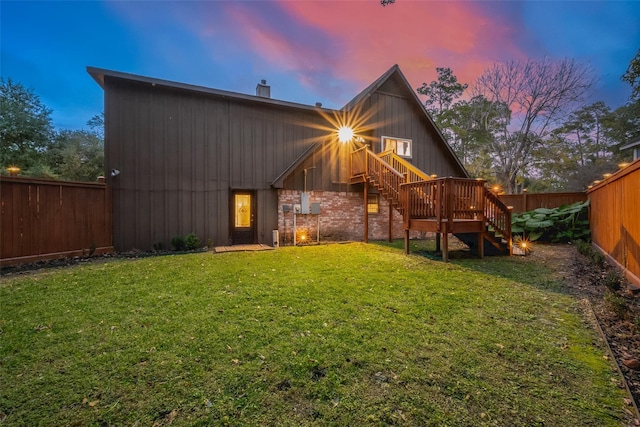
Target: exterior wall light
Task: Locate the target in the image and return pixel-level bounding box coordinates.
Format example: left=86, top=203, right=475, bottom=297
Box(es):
left=337, top=126, right=354, bottom=143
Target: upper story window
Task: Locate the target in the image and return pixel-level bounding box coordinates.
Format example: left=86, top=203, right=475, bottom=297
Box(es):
left=381, top=136, right=412, bottom=158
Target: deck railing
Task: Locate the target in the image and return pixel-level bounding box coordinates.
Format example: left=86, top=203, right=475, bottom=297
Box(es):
left=351, top=148, right=512, bottom=247
left=400, top=178, right=487, bottom=220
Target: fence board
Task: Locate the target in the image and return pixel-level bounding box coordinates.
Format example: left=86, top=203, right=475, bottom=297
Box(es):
left=0, top=176, right=112, bottom=266
left=498, top=192, right=587, bottom=213
left=588, top=160, right=640, bottom=289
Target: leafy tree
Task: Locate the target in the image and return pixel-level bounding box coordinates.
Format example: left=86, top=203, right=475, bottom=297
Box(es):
left=471, top=58, right=593, bottom=193
left=49, top=130, right=104, bottom=182
left=0, top=78, right=53, bottom=171
left=604, top=99, right=640, bottom=161
left=417, top=67, right=468, bottom=118
left=445, top=95, right=509, bottom=168
left=554, top=102, right=613, bottom=165
left=87, top=112, right=104, bottom=139
left=622, top=49, right=640, bottom=102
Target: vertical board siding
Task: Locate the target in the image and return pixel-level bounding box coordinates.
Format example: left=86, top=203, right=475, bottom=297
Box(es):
left=368, top=92, right=465, bottom=179
left=0, top=177, right=112, bottom=265
left=105, top=78, right=330, bottom=250
left=588, top=160, right=640, bottom=287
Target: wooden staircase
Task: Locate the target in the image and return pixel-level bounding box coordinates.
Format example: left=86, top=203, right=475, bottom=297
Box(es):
left=351, top=147, right=512, bottom=261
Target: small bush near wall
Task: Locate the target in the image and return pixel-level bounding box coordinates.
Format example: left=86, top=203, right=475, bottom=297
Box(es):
left=184, top=233, right=201, bottom=250
left=171, top=236, right=186, bottom=251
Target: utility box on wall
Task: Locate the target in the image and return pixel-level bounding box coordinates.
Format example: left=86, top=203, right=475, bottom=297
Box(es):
left=301, top=193, right=310, bottom=214
left=310, top=202, right=321, bottom=215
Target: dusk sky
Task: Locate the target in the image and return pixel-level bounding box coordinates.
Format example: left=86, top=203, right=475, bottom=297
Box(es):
left=2, top=0, right=639, bottom=131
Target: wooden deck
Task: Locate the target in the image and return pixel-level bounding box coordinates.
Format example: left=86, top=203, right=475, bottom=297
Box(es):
left=351, top=147, right=512, bottom=261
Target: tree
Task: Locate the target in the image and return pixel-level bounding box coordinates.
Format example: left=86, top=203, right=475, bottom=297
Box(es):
left=49, top=130, right=104, bottom=182
left=471, top=58, right=593, bottom=193
left=0, top=78, right=53, bottom=171
left=87, top=112, right=104, bottom=140
left=417, top=67, right=468, bottom=119
left=554, top=102, right=613, bottom=166
left=622, top=49, right=640, bottom=102
left=445, top=95, right=509, bottom=167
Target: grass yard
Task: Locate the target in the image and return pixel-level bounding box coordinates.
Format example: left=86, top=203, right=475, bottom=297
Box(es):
left=0, top=242, right=630, bottom=426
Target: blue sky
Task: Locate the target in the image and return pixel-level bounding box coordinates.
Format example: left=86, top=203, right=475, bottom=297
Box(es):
left=1, top=0, right=639, bottom=131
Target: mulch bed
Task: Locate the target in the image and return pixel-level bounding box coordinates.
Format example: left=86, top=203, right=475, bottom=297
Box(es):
left=558, top=245, right=640, bottom=420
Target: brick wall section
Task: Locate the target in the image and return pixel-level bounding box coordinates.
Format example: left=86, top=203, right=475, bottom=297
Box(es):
left=277, top=190, right=419, bottom=245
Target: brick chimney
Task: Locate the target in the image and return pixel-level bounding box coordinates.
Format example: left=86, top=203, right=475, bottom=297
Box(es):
left=256, top=79, right=270, bottom=98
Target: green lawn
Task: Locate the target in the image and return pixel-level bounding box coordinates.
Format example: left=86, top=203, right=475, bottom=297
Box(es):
left=0, top=243, right=629, bottom=426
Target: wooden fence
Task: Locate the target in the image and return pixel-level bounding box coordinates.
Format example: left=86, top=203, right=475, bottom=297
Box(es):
left=587, top=160, right=640, bottom=289
left=1, top=176, right=112, bottom=266
left=498, top=191, right=587, bottom=213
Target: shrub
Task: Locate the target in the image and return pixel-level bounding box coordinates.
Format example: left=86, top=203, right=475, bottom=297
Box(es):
left=511, top=200, right=590, bottom=243
left=603, top=270, right=622, bottom=291
left=575, top=239, right=592, bottom=256
left=604, top=291, right=628, bottom=319
left=171, top=236, right=186, bottom=251
left=184, top=233, right=201, bottom=250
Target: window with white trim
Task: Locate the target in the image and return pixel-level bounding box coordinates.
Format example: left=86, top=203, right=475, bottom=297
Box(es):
left=381, top=136, right=412, bottom=158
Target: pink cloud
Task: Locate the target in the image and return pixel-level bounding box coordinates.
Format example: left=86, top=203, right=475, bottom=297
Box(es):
left=281, top=0, right=518, bottom=94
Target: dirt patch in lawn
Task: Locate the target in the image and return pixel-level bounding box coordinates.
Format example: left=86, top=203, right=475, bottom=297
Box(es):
left=531, top=243, right=640, bottom=417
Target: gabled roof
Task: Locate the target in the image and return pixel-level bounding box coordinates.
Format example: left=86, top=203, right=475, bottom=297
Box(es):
left=342, top=65, right=468, bottom=177
left=87, top=66, right=334, bottom=114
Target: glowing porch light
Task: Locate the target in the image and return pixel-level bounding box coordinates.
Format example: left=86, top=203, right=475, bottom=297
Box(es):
left=337, top=126, right=354, bottom=143
left=7, top=166, right=20, bottom=176
left=603, top=173, right=612, bottom=179
left=430, top=174, right=438, bottom=179
left=619, top=162, right=630, bottom=169
left=593, top=180, right=601, bottom=185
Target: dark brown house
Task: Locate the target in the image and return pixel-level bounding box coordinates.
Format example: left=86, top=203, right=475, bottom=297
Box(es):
left=88, top=65, right=510, bottom=259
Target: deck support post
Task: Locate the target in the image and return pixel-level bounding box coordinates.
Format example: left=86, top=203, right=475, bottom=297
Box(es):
left=388, top=202, right=393, bottom=242
left=404, top=229, right=410, bottom=254
left=478, top=233, right=484, bottom=258
left=442, top=232, right=449, bottom=262
left=364, top=184, right=369, bottom=243
left=435, top=233, right=441, bottom=253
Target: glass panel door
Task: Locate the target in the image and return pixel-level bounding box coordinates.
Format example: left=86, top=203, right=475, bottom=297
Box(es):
left=231, top=191, right=256, bottom=244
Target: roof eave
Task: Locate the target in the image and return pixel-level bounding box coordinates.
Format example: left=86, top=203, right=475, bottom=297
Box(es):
left=86, top=66, right=337, bottom=114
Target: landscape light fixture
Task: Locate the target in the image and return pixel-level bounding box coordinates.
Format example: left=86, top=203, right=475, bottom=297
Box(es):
left=7, top=166, right=20, bottom=176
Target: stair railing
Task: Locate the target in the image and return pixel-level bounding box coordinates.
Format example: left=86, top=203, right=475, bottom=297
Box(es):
left=366, top=149, right=405, bottom=205
left=484, top=189, right=512, bottom=252
left=379, top=151, right=431, bottom=183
